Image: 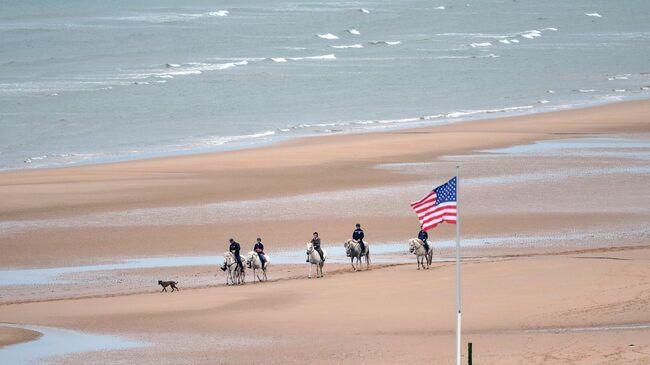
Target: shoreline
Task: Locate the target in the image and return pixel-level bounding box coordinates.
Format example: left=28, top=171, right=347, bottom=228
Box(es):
left=3, top=96, right=649, bottom=173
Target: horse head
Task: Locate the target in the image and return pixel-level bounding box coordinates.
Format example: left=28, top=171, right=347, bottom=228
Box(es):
left=306, top=242, right=314, bottom=255
left=408, top=239, right=419, bottom=253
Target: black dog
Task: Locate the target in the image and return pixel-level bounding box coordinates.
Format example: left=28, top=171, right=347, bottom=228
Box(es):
left=158, top=280, right=179, bottom=292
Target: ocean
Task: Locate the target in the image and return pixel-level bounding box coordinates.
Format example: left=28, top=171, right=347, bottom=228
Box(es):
left=1, top=0, right=649, bottom=170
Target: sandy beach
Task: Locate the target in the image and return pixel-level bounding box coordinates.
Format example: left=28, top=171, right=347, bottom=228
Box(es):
left=1, top=100, right=649, bottom=363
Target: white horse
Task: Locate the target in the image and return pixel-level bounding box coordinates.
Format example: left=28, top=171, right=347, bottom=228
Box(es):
left=344, top=239, right=370, bottom=271
left=409, top=238, right=433, bottom=270
left=246, top=251, right=270, bottom=282
left=306, top=242, right=327, bottom=279
left=221, top=251, right=246, bottom=285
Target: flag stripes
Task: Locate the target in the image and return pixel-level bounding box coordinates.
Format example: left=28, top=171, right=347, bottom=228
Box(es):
left=410, top=177, right=457, bottom=231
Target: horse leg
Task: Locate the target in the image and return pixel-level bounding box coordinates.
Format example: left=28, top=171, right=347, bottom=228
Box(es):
left=309, top=262, right=312, bottom=279
left=256, top=268, right=263, bottom=282
left=350, top=257, right=356, bottom=271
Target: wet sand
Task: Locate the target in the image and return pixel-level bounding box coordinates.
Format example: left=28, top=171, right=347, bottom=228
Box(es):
left=0, top=326, right=41, bottom=348
left=0, top=100, right=649, bottom=363
left=1, top=246, right=649, bottom=364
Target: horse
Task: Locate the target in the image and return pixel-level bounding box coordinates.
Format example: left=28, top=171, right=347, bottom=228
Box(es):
left=221, top=251, right=246, bottom=285
left=408, top=238, right=433, bottom=270
left=344, top=239, right=370, bottom=271
left=246, top=251, right=270, bottom=282
left=306, top=242, right=327, bottom=279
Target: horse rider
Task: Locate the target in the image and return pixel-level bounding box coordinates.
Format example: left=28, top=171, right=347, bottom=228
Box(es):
left=229, top=238, right=244, bottom=271
left=307, top=232, right=326, bottom=262
left=253, top=237, right=266, bottom=267
left=353, top=223, right=365, bottom=253
left=418, top=225, right=430, bottom=252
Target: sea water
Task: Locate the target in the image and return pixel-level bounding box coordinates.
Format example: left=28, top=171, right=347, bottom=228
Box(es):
left=1, top=0, right=649, bottom=170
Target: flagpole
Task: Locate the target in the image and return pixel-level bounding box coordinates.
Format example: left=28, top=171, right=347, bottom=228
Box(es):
left=455, top=165, right=461, bottom=365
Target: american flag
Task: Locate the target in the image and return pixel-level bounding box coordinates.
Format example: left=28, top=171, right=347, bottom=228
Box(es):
left=410, top=176, right=457, bottom=231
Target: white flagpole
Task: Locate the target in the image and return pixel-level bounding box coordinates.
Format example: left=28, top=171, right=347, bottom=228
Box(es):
left=455, top=166, right=462, bottom=365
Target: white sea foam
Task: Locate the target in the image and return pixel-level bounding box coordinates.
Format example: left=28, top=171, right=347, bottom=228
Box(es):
left=369, top=41, right=401, bottom=46
left=194, top=130, right=276, bottom=147
left=585, top=13, right=602, bottom=18
left=613, top=89, right=627, bottom=92
left=288, top=54, right=336, bottom=61
left=607, top=74, right=630, bottom=80
left=498, top=39, right=511, bottom=44
left=542, top=27, right=559, bottom=31
left=269, top=58, right=287, bottom=63
left=470, top=42, right=492, bottom=47
left=347, top=28, right=361, bottom=35
left=330, top=44, right=363, bottom=49
left=575, top=89, right=597, bottom=93
left=207, top=10, right=229, bottom=17
left=433, top=6, right=446, bottom=10
left=317, top=33, right=339, bottom=40
left=165, top=63, right=181, bottom=68
left=521, top=31, right=541, bottom=39
left=510, top=39, right=520, bottom=43
left=424, top=105, right=533, bottom=119
left=359, top=8, right=370, bottom=14
left=538, top=100, right=550, bottom=104
left=157, top=60, right=249, bottom=78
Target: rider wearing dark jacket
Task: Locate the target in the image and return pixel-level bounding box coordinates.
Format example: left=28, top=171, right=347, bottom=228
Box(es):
left=229, top=238, right=244, bottom=270
left=307, top=232, right=325, bottom=262
left=353, top=223, right=365, bottom=253
left=418, top=225, right=430, bottom=252
left=253, top=237, right=266, bottom=267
